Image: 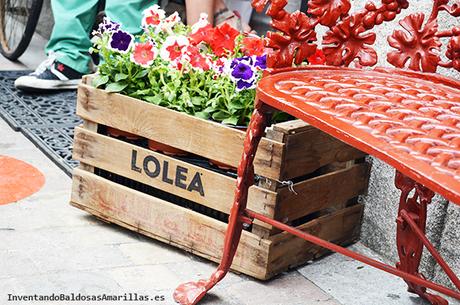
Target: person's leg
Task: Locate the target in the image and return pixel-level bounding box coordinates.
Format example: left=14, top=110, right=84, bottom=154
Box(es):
left=45, top=0, right=99, bottom=74
left=15, top=0, right=99, bottom=91
left=105, top=0, right=158, bottom=35
left=225, top=0, right=252, bottom=31
left=185, top=0, right=215, bottom=25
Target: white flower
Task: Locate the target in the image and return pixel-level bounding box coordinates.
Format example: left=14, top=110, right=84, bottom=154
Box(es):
left=160, top=35, right=190, bottom=62
left=142, top=5, right=166, bottom=28
left=162, top=12, right=181, bottom=33
left=191, top=13, right=210, bottom=34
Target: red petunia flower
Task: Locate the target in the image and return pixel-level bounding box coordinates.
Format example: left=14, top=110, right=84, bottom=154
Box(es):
left=142, top=5, right=165, bottom=28
left=184, top=46, right=211, bottom=71
left=189, top=24, right=215, bottom=45
left=210, top=23, right=240, bottom=57
left=189, top=13, right=214, bottom=45
left=160, top=35, right=189, bottom=62
left=130, top=42, right=158, bottom=67
left=307, top=48, right=326, bottom=65
left=242, top=36, right=265, bottom=56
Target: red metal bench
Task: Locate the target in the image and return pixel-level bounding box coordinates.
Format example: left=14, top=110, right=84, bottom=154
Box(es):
left=174, top=1, right=460, bottom=304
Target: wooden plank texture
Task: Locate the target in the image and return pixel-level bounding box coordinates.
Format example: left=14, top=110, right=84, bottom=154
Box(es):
left=272, top=119, right=312, bottom=134
left=76, top=84, right=285, bottom=180
left=280, top=127, right=366, bottom=179
left=70, top=168, right=272, bottom=279
left=276, top=163, right=370, bottom=222
left=267, top=204, right=363, bottom=278
left=72, top=127, right=277, bottom=218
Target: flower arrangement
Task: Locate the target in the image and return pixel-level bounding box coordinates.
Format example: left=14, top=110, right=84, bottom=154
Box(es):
left=91, top=6, right=270, bottom=126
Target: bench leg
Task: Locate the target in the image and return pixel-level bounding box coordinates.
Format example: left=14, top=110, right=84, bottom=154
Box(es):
left=173, top=100, right=272, bottom=305
left=395, top=171, right=453, bottom=305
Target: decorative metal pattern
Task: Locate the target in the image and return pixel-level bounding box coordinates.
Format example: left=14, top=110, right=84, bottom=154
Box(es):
left=22, top=126, right=79, bottom=174
left=257, top=66, right=460, bottom=204
left=394, top=171, right=460, bottom=305
left=0, top=71, right=81, bottom=176
left=252, top=0, right=460, bottom=72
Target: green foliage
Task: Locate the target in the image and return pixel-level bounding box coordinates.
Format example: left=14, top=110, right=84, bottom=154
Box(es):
left=90, top=12, right=286, bottom=127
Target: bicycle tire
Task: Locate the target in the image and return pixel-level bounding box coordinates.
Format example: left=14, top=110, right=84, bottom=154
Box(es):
left=0, top=0, right=43, bottom=61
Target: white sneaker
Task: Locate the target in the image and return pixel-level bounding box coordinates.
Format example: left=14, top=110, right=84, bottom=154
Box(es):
left=15, top=54, right=83, bottom=92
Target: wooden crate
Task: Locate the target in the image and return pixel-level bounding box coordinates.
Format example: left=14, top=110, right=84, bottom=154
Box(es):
left=70, top=77, right=370, bottom=280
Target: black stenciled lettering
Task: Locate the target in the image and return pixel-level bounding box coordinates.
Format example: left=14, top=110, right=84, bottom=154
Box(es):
left=130, top=150, right=142, bottom=173
left=175, top=166, right=188, bottom=189
left=162, top=161, right=174, bottom=184
left=187, top=173, right=205, bottom=196
left=143, top=155, right=160, bottom=178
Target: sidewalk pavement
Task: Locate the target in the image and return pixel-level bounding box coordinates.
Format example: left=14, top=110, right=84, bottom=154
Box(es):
left=1, top=32, right=455, bottom=305
left=0, top=118, right=341, bottom=305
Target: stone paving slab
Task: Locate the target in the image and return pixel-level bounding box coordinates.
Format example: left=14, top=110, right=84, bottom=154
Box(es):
left=297, top=243, right=460, bottom=305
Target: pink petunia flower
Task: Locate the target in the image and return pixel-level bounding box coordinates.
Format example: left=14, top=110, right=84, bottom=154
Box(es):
left=130, top=42, right=158, bottom=67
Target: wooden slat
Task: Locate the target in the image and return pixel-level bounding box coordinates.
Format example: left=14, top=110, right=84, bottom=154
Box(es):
left=70, top=168, right=271, bottom=279
left=280, top=127, right=366, bottom=179
left=267, top=204, right=363, bottom=278
left=76, top=84, right=285, bottom=180
left=81, top=75, right=92, bottom=85
left=72, top=127, right=277, bottom=218
left=78, top=120, right=98, bottom=173
left=272, top=119, right=312, bottom=134
left=276, top=163, right=370, bottom=222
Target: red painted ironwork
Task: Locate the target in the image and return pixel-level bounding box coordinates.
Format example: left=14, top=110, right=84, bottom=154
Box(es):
left=253, top=0, right=460, bottom=72
left=173, top=100, right=272, bottom=305
left=257, top=66, right=460, bottom=204
left=174, top=1, right=460, bottom=304
left=395, top=171, right=448, bottom=305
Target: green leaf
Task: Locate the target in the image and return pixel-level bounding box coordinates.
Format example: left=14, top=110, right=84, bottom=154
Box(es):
left=115, top=73, right=128, bottom=82
left=144, top=95, right=163, bottom=105
left=191, top=97, right=205, bottom=106
left=173, top=79, right=181, bottom=88
left=194, top=111, right=211, bottom=120
left=135, top=69, right=149, bottom=79
left=132, top=89, right=151, bottom=96
left=105, top=82, right=128, bottom=93
left=92, top=75, right=109, bottom=88
left=222, top=116, right=239, bottom=126
left=212, top=111, right=229, bottom=121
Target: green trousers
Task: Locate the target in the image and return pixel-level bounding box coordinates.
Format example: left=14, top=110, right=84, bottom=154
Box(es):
left=45, top=0, right=157, bottom=74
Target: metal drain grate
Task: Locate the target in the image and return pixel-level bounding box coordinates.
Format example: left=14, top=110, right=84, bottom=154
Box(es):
left=0, top=71, right=81, bottom=176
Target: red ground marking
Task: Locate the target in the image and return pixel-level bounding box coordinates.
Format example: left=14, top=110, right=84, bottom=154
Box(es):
left=0, top=155, right=45, bottom=205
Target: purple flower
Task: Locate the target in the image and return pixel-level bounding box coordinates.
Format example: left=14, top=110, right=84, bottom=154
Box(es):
left=254, top=55, right=267, bottom=70
left=109, top=30, right=133, bottom=53
left=236, top=79, right=255, bottom=90
left=231, top=62, right=254, bottom=80
left=96, top=17, right=121, bottom=34
left=231, top=56, right=253, bottom=68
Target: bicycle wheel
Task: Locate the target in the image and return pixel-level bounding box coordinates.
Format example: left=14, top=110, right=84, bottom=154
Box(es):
left=0, top=0, right=43, bottom=61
